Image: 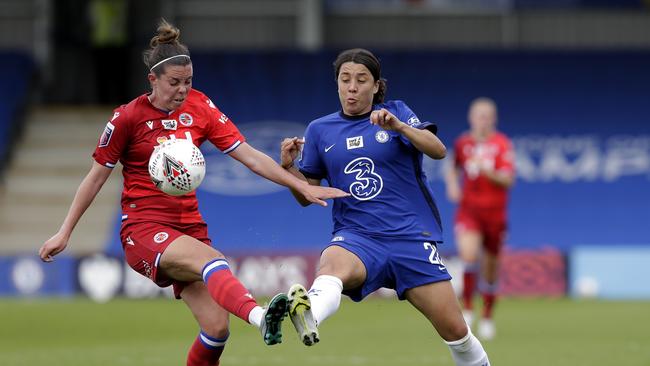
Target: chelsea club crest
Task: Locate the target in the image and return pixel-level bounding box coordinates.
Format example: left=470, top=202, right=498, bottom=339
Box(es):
left=375, top=130, right=389, bottom=143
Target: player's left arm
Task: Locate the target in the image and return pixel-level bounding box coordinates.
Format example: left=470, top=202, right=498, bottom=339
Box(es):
left=228, top=142, right=348, bottom=206
left=370, top=108, right=446, bottom=160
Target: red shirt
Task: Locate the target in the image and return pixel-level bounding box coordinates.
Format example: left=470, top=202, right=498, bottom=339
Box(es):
left=93, top=89, right=245, bottom=225
left=453, top=131, right=514, bottom=210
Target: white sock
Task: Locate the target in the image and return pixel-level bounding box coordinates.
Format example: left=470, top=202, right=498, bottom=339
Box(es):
left=308, top=275, right=343, bottom=325
left=445, top=330, right=491, bottom=366
left=248, top=306, right=264, bottom=328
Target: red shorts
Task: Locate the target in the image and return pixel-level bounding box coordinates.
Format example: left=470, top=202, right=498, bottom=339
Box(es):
left=455, top=205, right=507, bottom=255
left=120, top=221, right=211, bottom=298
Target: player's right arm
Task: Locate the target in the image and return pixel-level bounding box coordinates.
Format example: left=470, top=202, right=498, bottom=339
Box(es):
left=280, top=137, right=322, bottom=206
left=39, top=161, right=113, bottom=262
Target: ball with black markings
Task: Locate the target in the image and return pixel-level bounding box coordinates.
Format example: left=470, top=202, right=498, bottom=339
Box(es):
left=148, top=138, right=206, bottom=196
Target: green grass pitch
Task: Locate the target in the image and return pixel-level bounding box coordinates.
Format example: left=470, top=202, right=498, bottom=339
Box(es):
left=1, top=297, right=648, bottom=365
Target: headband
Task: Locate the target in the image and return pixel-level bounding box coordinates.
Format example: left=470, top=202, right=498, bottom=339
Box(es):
left=149, top=54, right=191, bottom=72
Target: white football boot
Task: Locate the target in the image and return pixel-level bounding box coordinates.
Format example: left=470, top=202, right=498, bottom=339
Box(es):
left=478, top=318, right=496, bottom=341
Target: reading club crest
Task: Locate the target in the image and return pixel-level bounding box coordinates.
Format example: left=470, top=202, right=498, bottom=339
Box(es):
left=179, top=113, right=193, bottom=126
left=153, top=232, right=169, bottom=244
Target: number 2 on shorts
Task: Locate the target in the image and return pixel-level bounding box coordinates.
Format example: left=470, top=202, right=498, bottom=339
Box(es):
left=423, top=242, right=446, bottom=268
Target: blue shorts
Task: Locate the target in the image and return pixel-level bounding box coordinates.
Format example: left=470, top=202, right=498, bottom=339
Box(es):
left=326, top=230, right=452, bottom=302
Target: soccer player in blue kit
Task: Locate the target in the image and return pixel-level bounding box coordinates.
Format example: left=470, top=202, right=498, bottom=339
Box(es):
left=280, top=48, right=490, bottom=365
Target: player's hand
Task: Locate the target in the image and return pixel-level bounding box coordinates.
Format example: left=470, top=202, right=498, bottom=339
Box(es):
left=280, top=137, right=304, bottom=169
left=299, top=185, right=350, bottom=207
left=370, top=108, right=404, bottom=132
left=39, top=232, right=69, bottom=262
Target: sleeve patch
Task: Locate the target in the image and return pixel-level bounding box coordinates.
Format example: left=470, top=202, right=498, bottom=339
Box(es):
left=99, top=122, right=115, bottom=147
left=407, top=116, right=421, bottom=127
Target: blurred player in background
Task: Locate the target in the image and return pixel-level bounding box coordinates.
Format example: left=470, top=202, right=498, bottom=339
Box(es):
left=38, top=19, right=347, bottom=366
left=280, top=48, right=490, bottom=366
left=445, top=97, right=515, bottom=340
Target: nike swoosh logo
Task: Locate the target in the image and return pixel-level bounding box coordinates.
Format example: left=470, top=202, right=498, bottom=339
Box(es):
left=325, top=144, right=335, bottom=152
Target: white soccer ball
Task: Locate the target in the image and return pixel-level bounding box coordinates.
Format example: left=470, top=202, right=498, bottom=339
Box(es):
left=148, top=138, right=206, bottom=196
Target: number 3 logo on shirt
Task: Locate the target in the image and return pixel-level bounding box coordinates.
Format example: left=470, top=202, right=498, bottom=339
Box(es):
left=344, top=157, right=383, bottom=201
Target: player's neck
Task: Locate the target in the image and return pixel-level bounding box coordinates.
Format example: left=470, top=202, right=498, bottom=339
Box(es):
left=147, top=93, right=173, bottom=114
left=471, top=129, right=494, bottom=141
left=340, top=109, right=372, bottom=121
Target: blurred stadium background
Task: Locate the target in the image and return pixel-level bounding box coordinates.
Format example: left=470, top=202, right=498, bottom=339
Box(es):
left=0, top=0, right=649, bottom=365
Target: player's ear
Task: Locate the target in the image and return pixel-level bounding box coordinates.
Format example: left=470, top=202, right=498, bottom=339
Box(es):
left=147, top=72, right=157, bottom=84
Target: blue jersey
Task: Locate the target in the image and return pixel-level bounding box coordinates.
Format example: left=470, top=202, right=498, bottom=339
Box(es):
left=298, top=100, right=443, bottom=241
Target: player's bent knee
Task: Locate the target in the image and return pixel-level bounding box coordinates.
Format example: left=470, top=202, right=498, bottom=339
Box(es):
left=201, top=318, right=230, bottom=339
left=441, top=320, right=470, bottom=342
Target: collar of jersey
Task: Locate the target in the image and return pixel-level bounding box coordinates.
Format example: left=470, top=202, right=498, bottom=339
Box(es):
left=145, top=93, right=175, bottom=115
left=339, top=109, right=372, bottom=121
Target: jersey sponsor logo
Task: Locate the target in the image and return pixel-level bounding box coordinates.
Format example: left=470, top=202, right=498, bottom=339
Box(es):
left=162, top=119, right=177, bottom=130
left=179, top=113, right=193, bottom=126
left=344, top=157, right=383, bottom=200
left=463, top=142, right=497, bottom=179
left=325, top=143, right=336, bottom=152
left=346, top=136, right=364, bottom=150
left=99, top=122, right=115, bottom=147
left=375, top=130, right=389, bottom=143
left=153, top=232, right=169, bottom=244
left=146, top=120, right=154, bottom=129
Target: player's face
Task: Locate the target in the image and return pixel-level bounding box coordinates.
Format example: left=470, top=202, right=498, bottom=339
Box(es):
left=337, top=62, right=379, bottom=116
left=149, top=64, right=193, bottom=111
left=468, top=102, right=497, bottom=135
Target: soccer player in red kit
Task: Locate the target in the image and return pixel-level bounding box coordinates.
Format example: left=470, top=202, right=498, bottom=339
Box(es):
left=445, top=97, right=515, bottom=340
left=38, top=20, right=347, bottom=365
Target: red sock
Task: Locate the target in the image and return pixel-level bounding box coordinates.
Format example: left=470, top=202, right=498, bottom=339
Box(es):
left=187, top=332, right=227, bottom=366
left=202, top=259, right=258, bottom=323
left=462, top=270, right=477, bottom=310
left=480, top=280, right=498, bottom=319
left=482, top=292, right=496, bottom=319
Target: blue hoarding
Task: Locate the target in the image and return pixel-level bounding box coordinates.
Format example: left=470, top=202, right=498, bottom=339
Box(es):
left=105, top=51, right=650, bottom=256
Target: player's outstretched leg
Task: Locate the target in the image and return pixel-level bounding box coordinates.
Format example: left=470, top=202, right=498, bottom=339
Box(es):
left=260, top=293, right=289, bottom=345
left=288, top=284, right=320, bottom=346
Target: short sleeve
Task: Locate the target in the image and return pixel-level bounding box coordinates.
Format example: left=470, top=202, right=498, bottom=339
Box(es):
left=496, top=137, right=515, bottom=174
left=297, top=123, right=326, bottom=180
left=204, top=97, right=246, bottom=154
left=391, top=100, right=438, bottom=146
left=92, top=108, right=130, bottom=168
left=453, top=138, right=463, bottom=168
